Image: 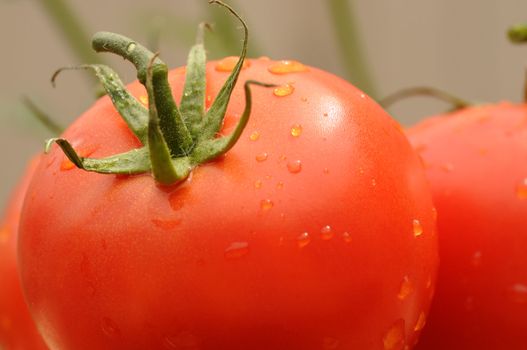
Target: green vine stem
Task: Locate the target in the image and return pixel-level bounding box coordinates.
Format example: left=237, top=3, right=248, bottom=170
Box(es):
left=326, top=0, right=377, bottom=98
left=22, top=97, right=64, bottom=135
left=39, top=0, right=104, bottom=66
left=45, top=0, right=274, bottom=185
left=379, top=86, right=471, bottom=111
left=508, top=23, right=527, bottom=102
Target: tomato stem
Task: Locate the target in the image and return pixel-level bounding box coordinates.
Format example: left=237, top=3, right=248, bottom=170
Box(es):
left=508, top=24, right=527, bottom=102
left=22, top=97, right=64, bottom=135
left=44, top=1, right=274, bottom=185
left=379, top=86, right=471, bottom=112
left=326, top=0, right=377, bottom=98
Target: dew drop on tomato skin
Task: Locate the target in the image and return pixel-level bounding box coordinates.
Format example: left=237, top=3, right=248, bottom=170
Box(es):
left=290, top=124, right=303, bottom=137
left=276, top=181, right=284, bottom=190
left=215, top=56, right=251, bottom=72
left=383, top=319, right=406, bottom=350
left=342, top=231, right=352, bottom=243
left=254, top=180, right=263, bottom=189
left=60, top=144, right=98, bottom=171
left=260, top=199, right=274, bottom=211
left=101, top=317, right=120, bottom=338
left=224, top=242, right=250, bottom=260
left=413, top=312, right=427, bottom=332
left=297, top=232, right=311, bottom=248
left=249, top=131, right=260, bottom=141
left=320, top=225, right=334, bottom=240
left=267, top=60, right=309, bottom=74
left=412, top=219, right=423, bottom=237
left=287, top=160, right=302, bottom=174
left=273, top=83, right=295, bottom=97
left=151, top=218, right=181, bottom=230
left=516, top=178, right=527, bottom=199
left=255, top=152, right=268, bottom=162
left=398, top=276, right=413, bottom=301
left=507, top=283, right=527, bottom=304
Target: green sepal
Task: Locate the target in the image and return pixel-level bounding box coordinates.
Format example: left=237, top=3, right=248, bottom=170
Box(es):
left=92, top=32, right=193, bottom=157
left=52, top=64, right=149, bottom=144
left=180, top=22, right=209, bottom=138
left=45, top=138, right=151, bottom=174
left=192, top=80, right=275, bottom=163
left=198, top=0, right=249, bottom=142
left=146, top=54, right=190, bottom=184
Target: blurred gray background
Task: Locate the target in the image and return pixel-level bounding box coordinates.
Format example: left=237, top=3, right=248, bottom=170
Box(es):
left=1, top=0, right=527, bottom=209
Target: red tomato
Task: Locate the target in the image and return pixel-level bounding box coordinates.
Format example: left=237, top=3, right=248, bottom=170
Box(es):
left=19, top=57, right=437, bottom=350
left=0, top=158, right=48, bottom=350
left=407, top=103, right=527, bottom=349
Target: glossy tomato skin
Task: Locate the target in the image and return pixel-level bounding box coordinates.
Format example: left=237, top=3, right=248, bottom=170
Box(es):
left=0, top=158, right=48, bottom=350
left=19, top=59, right=437, bottom=350
left=407, top=103, right=527, bottom=349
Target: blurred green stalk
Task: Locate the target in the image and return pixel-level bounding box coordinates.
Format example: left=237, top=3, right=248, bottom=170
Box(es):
left=327, top=0, right=377, bottom=98
left=39, top=0, right=103, bottom=65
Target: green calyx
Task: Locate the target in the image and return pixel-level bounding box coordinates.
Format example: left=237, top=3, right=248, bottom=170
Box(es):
left=46, top=0, right=274, bottom=185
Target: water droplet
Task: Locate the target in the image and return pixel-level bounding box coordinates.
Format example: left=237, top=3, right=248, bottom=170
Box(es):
left=412, top=219, right=423, bottom=237
left=254, top=180, right=263, bottom=189
left=278, top=154, right=287, bottom=163
left=276, top=181, right=284, bottom=190
left=126, top=42, right=136, bottom=53
left=139, top=95, right=148, bottom=106
left=290, top=124, right=303, bottom=137
left=342, top=231, right=352, bottom=243
left=320, top=225, right=334, bottom=240
left=426, top=275, right=432, bottom=289
left=268, top=60, right=308, bottom=74
left=383, top=319, right=405, bottom=350
left=215, top=56, right=251, bottom=72
left=168, top=187, right=190, bottom=211
left=360, top=93, right=366, bottom=99
left=301, top=97, right=308, bottom=102
left=323, top=168, right=329, bottom=174
left=224, top=242, right=250, bottom=260
left=297, top=232, right=311, bottom=248
left=249, top=131, right=260, bottom=141
left=413, top=312, right=426, bottom=331
left=260, top=199, right=274, bottom=211
left=287, top=160, right=302, bottom=174
left=507, top=283, right=527, bottom=303
left=322, top=336, right=340, bottom=349
left=101, top=317, right=121, bottom=338
left=371, top=178, right=377, bottom=187
left=323, top=112, right=329, bottom=117
left=163, top=331, right=200, bottom=349
left=431, top=207, right=438, bottom=221
left=273, top=83, right=295, bottom=97
left=61, top=144, right=98, bottom=171
left=255, top=152, right=268, bottom=162
left=516, top=178, right=527, bottom=199
left=398, top=276, right=413, bottom=301
left=151, top=218, right=181, bottom=230
left=471, top=251, right=482, bottom=267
